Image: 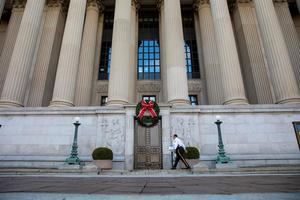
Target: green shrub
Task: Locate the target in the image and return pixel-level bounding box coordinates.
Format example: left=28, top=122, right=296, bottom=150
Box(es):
left=185, top=147, right=200, bottom=159
left=92, top=147, right=113, bottom=160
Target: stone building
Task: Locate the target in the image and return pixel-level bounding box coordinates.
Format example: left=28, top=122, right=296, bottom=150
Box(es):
left=0, top=0, right=299, bottom=169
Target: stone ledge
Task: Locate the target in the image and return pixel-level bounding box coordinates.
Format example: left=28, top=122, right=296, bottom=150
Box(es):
left=0, top=104, right=299, bottom=115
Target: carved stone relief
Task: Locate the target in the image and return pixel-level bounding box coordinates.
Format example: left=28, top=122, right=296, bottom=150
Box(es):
left=101, top=116, right=125, bottom=155
left=170, top=115, right=199, bottom=147
left=137, top=81, right=161, bottom=92
left=188, top=80, right=202, bottom=92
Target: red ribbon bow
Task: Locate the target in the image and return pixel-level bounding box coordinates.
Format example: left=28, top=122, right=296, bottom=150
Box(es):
left=137, top=100, right=157, bottom=119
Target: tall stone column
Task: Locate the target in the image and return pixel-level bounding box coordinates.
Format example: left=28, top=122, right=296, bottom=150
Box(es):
left=0, top=0, right=5, bottom=20
left=253, top=0, right=300, bottom=104
left=128, top=0, right=138, bottom=104
left=74, top=0, right=102, bottom=106
left=50, top=0, right=87, bottom=107
left=0, top=1, right=24, bottom=95
left=0, top=0, right=46, bottom=107
left=195, top=0, right=223, bottom=105
left=233, top=1, right=273, bottom=104
left=27, top=0, right=66, bottom=107
left=274, top=0, right=300, bottom=87
left=210, top=0, right=248, bottom=105
left=194, top=13, right=209, bottom=105
left=164, top=0, right=189, bottom=105
left=107, top=0, right=132, bottom=106
left=91, top=14, right=104, bottom=106
left=158, top=0, right=168, bottom=103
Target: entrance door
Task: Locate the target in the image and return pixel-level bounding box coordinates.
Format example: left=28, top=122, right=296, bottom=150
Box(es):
left=134, top=119, right=162, bottom=169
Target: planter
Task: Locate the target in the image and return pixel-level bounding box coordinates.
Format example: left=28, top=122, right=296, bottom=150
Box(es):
left=187, top=159, right=200, bottom=167
left=93, top=160, right=112, bottom=170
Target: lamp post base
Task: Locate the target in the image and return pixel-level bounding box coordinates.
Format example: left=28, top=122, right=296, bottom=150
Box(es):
left=65, top=156, right=80, bottom=165
left=216, top=154, right=231, bottom=164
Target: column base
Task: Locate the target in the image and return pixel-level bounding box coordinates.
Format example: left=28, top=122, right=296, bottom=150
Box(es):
left=223, top=98, right=249, bottom=105
left=0, top=100, right=23, bottom=108
left=276, top=97, right=300, bottom=104
left=106, top=99, right=128, bottom=107
left=168, top=99, right=190, bottom=106
left=49, top=100, right=74, bottom=107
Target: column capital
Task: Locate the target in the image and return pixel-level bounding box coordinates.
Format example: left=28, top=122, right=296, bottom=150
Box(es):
left=236, top=0, right=252, bottom=3
left=13, top=0, right=26, bottom=10
left=47, top=0, right=69, bottom=15
left=156, top=0, right=163, bottom=11
left=132, top=0, right=140, bottom=11
left=193, top=0, right=210, bottom=12
left=273, top=0, right=288, bottom=6
left=273, top=0, right=288, bottom=3
left=87, top=0, right=105, bottom=12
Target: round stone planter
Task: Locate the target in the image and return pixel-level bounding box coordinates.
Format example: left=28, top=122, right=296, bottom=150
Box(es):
left=93, top=160, right=112, bottom=170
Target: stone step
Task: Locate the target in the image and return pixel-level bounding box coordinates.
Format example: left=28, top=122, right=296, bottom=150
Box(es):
left=1, top=165, right=300, bottom=176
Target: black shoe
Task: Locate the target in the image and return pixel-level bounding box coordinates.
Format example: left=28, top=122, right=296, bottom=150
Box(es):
left=171, top=167, right=176, bottom=170
left=182, top=167, right=191, bottom=169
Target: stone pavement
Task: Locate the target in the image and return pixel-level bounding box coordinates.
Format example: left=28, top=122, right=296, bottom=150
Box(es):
left=1, top=193, right=300, bottom=200
left=0, top=174, right=300, bottom=195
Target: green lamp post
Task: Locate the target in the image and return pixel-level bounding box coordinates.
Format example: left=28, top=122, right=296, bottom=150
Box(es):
left=215, top=115, right=230, bottom=164
left=66, top=117, right=81, bottom=165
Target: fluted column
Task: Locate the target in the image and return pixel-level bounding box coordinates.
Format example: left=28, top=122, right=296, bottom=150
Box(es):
left=274, top=0, right=300, bottom=87
left=0, top=0, right=5, bottom=20
left=253, top=0, right=300, bottom=104
left=233, top=0, right=273, bottom=104
left=195, top=0, right=223, bottom=105
left=128, top=0, right=138, bottom=104
left=50, top=0, right=87, bottom=107
left=0, top=0, right=46, bottom=107
left=0, top=1, right=24, bottom=95
left=210, top=0, right=248, bottom=105
left=74, top=0, right=102, bottom=106
left=107, top=0, right=132, bottom=106
left=91, top=14, right=104, bottom=106
left=27, top=0, right=66, bottom=107
left=164, top=0, right=189, bottom=105
left=158, top=0, right=168, bottom=102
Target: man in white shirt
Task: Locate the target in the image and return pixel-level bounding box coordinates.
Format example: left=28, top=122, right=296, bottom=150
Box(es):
left=171, top=134, right=191, bottom=170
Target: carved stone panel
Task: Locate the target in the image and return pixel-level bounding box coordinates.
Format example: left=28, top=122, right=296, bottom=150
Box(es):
left=100, top=116, right=125, bottom=156
left=170, top=115, right=200, bottom=147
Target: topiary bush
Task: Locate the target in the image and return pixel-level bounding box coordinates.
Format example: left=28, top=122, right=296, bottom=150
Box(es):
left=92, top=147, right=113, bottom=160
left=185, top=147, right=200, bottom=159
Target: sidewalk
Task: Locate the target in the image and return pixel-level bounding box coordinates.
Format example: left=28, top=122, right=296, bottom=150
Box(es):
left=1, top=193, right=300, bottom=200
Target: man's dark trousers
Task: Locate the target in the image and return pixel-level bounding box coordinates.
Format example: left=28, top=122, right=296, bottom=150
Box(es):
left=172, top=146, right=191, bottom=169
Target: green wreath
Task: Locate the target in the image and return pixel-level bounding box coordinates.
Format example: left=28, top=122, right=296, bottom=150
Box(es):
left=136, top=100, right=160, bottom=128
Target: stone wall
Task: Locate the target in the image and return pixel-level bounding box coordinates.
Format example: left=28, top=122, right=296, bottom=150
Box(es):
left=0, top=104, right=299, bottom=169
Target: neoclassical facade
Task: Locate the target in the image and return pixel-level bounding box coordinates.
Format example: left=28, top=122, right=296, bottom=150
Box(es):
left=0, top=0, right=299, bottom=169
left=0, top=0, right=299, bottom=108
